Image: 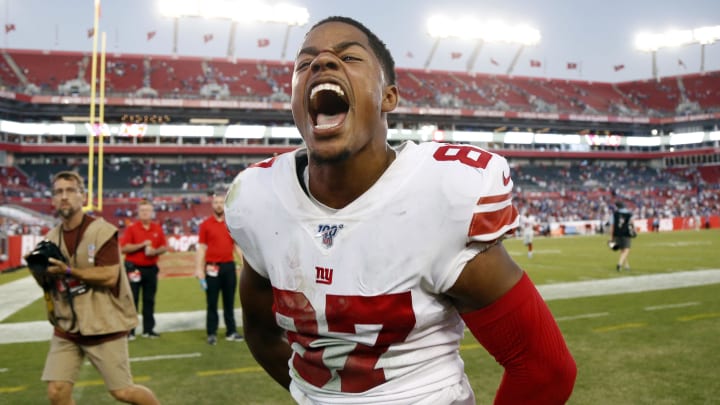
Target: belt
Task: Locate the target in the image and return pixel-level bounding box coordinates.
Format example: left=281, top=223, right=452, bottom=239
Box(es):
left=128, top=263, right=157, bottom=269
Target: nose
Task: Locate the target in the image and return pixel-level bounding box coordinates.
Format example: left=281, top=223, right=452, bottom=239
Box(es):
left=310, top=52, right=339, bottom=73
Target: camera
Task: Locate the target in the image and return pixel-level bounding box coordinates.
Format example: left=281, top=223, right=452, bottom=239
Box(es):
left=26, top=240, right=67, bottom=275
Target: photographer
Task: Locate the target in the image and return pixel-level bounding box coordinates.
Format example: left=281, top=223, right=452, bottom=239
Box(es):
left=27, top=171, right=159, bottom=404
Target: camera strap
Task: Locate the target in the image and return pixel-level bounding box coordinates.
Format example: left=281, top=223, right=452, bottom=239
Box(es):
left=43, top=291, right=58, bottom=326
left=55, top=214, right=87, bottom=332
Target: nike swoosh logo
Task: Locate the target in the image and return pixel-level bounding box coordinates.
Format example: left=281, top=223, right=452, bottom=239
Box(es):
left=502, top=172, right=511, bottom=186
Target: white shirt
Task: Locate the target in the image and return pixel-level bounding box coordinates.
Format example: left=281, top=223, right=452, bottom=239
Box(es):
left=225, top=141, right=519, bottom=404
left=520, top=214, right=535, bottom=237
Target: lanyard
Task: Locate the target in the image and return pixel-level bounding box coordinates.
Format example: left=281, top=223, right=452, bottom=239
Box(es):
left=57, top=214, right=86, bottom=267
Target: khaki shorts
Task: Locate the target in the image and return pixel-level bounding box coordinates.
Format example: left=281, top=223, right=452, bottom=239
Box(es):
left=42, top=334, right=134, bottom=391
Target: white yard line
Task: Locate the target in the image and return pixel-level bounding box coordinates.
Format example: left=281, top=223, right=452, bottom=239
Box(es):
left=130, top=352, right=202, bottom=362
left=644, top=302, right=700, bottom=311
left=555, top=312, right=610, bottom=321
left=81, top=352, right=202, bottom=366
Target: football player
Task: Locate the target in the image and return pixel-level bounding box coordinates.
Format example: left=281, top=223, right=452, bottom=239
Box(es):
left=226, top=16, right=576, bottom=404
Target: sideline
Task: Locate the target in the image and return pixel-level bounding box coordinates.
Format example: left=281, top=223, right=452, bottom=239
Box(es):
left=0, top=309, right=242, bottom=344
left=0, top=277, right=42, bottom=322
left=2, top=269, right=720, bottom=345
left=537, top=269, right=720, bottom=300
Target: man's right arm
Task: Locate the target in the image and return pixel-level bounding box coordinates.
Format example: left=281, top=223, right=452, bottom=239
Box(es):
left=120, top=228, right=137, bottom=253
left=119, top=227, right=151, bottom=254
left=120, top=240, right=149, bottom=254
left=194, top=243, right=207, bottom=280
left=239, top=258, right=292, bottom=390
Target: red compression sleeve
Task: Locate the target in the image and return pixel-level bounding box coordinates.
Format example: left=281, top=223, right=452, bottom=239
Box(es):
left=460, top=272, right=577, bottom=404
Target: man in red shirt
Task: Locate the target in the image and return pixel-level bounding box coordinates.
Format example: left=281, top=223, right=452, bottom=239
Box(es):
left=120, top=199, right=167, bottom=339
left=195, top=192, right=244, bottom=345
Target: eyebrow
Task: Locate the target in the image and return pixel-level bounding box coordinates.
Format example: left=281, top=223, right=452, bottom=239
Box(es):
left=298, top=40, right=368, bottom=57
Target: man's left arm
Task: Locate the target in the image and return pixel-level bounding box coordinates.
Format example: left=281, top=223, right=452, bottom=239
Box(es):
left=447, top=243, right=577, bottom=404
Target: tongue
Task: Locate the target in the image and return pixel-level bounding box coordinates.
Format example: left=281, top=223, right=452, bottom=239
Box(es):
left=316, top=112, right=347, bottom=127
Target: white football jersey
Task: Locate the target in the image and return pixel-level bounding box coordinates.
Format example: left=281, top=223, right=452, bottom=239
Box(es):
left=225, top=141, right=519, bottom=404
left=521, top=214, right=536, bottom=236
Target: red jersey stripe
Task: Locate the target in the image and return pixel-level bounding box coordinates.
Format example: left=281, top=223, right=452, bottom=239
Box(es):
left=468, top=204, right=519, bottom=237
left=477, top=192, right=512, bottom=205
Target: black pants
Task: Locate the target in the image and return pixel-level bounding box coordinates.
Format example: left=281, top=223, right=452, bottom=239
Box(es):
left=127, top=263, right=159, bottom=334
left=205, top=262, right=238, bottom=337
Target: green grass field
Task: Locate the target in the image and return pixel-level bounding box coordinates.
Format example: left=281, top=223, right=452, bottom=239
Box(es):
left=1, top=230, right=719, bottom=404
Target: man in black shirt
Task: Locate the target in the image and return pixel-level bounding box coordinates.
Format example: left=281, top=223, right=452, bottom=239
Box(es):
left=610, top=201, right=634, bottom=271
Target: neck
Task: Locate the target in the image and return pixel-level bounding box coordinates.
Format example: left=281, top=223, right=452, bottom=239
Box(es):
left=309, top=144, right=396, bottom=209
left=63, top=212, right=85, bottom=231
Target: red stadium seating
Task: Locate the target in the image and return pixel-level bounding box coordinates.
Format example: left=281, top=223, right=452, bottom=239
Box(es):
left=615, top=76, right=682, bottom=114
left=97, top=55, right=146, bottom=94
left=3, top=49, right=720, bottom=116
left=148, top=56, right=204, bottom=96
left=681, top=72, right=720, bottom=110
left=8, top=50, right=84, bottom=92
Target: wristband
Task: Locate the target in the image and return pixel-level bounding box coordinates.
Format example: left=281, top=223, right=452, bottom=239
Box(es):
left=65, top=266, right=72, bottom=276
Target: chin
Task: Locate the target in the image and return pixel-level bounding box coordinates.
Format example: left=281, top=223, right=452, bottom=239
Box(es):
left=308, top=147, right=351, bottom=165
left=57, top=208, right=74, bottom=219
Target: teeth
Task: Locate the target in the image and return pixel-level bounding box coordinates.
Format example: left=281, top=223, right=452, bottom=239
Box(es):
left=310, top=83, right=345, bottom=100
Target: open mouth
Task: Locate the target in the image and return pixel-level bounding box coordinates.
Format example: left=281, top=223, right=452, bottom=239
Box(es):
left=309, top=82, right=349, bottom=130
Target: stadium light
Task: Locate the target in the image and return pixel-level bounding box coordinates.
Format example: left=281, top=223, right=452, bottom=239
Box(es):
left=427, top=16, right=540, bottom=45
left=425, top=15, right=540, bottom=73
left=158, top=0, right=309, bottom=60
left=634, top=25, right=720, bottom=78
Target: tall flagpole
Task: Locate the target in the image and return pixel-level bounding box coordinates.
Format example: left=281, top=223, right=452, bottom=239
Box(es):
left=4, top=0, right=8, bottom=49
left=579, top=61, right=583, bottom=79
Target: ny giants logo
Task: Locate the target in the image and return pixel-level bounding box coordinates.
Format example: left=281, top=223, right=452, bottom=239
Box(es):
left=316, top=224, right=343, bottom=248
left=315, top=266, right=333, bottom=285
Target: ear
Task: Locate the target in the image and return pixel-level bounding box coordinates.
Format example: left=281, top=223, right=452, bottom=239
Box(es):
left=381, top=84, right=399, bottom=113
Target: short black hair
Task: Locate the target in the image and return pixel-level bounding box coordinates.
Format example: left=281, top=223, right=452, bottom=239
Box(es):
left=309, top=16, right=396, bottom=85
